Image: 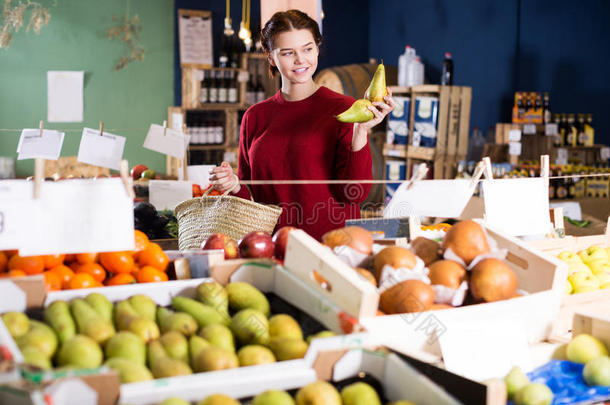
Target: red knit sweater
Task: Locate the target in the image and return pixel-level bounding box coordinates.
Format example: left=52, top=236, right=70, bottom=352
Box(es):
left=233, top=86, right=373, bottom=240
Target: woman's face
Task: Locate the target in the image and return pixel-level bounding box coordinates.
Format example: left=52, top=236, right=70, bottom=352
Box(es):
left=268, top=29, right=319, bottom=85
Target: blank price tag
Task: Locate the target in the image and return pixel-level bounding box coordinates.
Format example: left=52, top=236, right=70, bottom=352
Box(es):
left=508, top=142, right=522, bottom=156
left=149, top=180, right=192, bottom=211
left=77, top=128, right=126, bottom=170
left=17, top=129, right=65, bottom=160
left=483, top=178, right=552, bottom=236
left=384, top=179, right=476, bottom=218
left=508, top=129, right=522, bottom=142
left=545, top=123, right=558, bottom=136
left=143, top=124, right=190, bottom=159
left=556, top=148, right=568, bottom=165
left=523, top=124, right=536, bottom=135
left=19, top=178, right=135, bottom=256
left=178, top=165, right=216, bottom=186
left=0, top=181, right=37, bottom=250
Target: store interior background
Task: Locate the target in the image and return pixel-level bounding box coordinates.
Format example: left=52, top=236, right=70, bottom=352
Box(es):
left=1, top=0, right=608, bottom=176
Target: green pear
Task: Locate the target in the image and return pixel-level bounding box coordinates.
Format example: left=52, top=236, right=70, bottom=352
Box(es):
left=386, top=402, right=417, bottom=405
left=157, top=307, right=198, bottom=336
left=505, top=366, right=530, bottom=400
left=583, top=355, right=610, bottom=386
left=85, top=293, right=113, bottom=323
left=189, top=335, right=211, bottom=363
left=21, top=346, right=51, bottom=370
left=365, top=61, right=388, bottom=103
left=226, top=282, right=270, bottom=316
left=199, top=324, right=235, bottom=352
left=567, top=333, right=609, bottom=363
left=230, top=309, right=269, bottom=346
left=160, top=331, right=189, bottom=363
left=269, top=314, right=302, bottom=340
left=252, top=390, right=295, bottom=405
left=237, top=345, right=276, bottom=366
left=104, top=331, right=146, bottom=364
left=44, top=301, right=76, bottom=345
left=128, top=294, right=157, bottom=321
left=191, top=346, right=238, bottom=373
left=513, top=383, right=553, bottom=405
left=1, top=311, right=30, bottom=338
left=295, top=381, right=341, bottom=405
left=104, top=357, right=153, bottom=383
left=269, top=337, right=308, bottom=361
left=336, top=99, right=375, bottom=123
left=148, top=340, right=192, bottom=378
left=159, top=399, right=191, bottom=405
left=306, top=331, right=336, bottom=344
left=197, top=394, right=239, bottom=405
left=17, top=320, right=58, bottom=358
left=172, top=296, right=229, bottom=328
left=57, top=334, right=103, bottom=369
left=114, top=300, right=159, bottom=343
left=196, top=281, right=229, bottom=316
left=341, top=382, right=381, bottom=405
left=70, top=298, right=115, bottom=344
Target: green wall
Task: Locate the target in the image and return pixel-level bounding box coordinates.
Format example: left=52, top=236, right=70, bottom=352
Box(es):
left=0, top=0, right=174, bottom=176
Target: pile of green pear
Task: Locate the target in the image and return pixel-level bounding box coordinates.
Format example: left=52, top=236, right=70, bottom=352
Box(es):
left=158, top=381, right=417, bottom=405
left=557, top=245, right=610, bottom=294
left=336, top=61, right=388, bottom=123
left=505, top=333, right=610, bottom=405
left=0, top=281, right=336, bottom=383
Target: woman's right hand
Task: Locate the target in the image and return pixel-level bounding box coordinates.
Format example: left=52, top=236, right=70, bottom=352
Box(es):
left=210, top=161, right=240, bottom=193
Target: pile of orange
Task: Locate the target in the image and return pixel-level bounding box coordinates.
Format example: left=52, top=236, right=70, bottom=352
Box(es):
left=0, top=230, right=170, bottom=291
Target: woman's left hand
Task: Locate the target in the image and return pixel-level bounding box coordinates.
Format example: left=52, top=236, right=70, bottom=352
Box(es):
left=352, top=88, right=396, bottom=150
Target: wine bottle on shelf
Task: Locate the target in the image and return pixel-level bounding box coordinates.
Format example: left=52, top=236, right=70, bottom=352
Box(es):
left=208, top=71, right=219, bottom=103
left=228, top=71, right=238, bottom=104
left=217, top=70, right=228, bottom=104
left=200, top=70, right=209, bottom=105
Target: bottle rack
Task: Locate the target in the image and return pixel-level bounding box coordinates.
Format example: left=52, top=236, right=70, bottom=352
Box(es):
left=181, top=67, right=248, bottom=109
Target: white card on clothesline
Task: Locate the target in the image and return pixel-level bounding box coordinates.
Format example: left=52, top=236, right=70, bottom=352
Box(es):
left=17, top=129, right=65, bottom=160
left=77, top=127, right=126, bottom=170
left=178, top=165, right=216, bottom=187
left=143, top=124, right=190, bottom=159
left=149, top=180, right=192, bottom=211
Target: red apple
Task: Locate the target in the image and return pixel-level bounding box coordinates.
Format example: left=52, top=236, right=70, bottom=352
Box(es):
left=238, top=231, right=275, bottom=259
left=131, top=164, right=148, bottom=180
left=272, top=226, right=297, bottom=260
left=202, top=233, right=239, bottom=259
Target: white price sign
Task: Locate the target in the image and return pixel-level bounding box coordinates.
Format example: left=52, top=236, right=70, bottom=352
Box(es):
left=77, top=128, right=126, bottom=170
left=0, top=181, right=37, bottom=250
left=17, top=129, right=65, bottom=160
left=143, top=124, right=190, bottom=159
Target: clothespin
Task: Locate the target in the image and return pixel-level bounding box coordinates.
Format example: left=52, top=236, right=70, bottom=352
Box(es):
left=99, top=121, right=104, bottom=136
left=119, top=160, right=136, bottom=199
left=470, top=161, right=485, bottom=189
left=541, top=154, right=550, bottom=189
left=407, top=163, right=428, bottom=190
left=33, top=158, right=44, bottom=199
left=163, top=120, right=168, bottom=136
left=39, top=120, right=44, bottom=137
left=182, top=123, right=189, bottom=181
left=482, top=157, right=494, bottom=180
left=408, top=215, right=422, bottom=241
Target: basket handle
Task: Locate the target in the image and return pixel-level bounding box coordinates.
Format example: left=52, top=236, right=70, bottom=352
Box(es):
left=203, top=184, right=255, bottom=202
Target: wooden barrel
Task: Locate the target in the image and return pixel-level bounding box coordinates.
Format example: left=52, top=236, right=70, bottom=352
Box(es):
left=314, top=62, right=398, bottom=99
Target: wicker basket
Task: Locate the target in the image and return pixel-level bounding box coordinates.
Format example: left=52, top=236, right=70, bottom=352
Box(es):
left=175, top=188, right=282, bottom=250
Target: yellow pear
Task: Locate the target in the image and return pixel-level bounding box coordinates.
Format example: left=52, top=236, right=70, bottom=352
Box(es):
left=365, top=61, right=388, bottom=103
left=336, top=59, right=386, bottom=123
left=336, top=99, right=374, bottom=123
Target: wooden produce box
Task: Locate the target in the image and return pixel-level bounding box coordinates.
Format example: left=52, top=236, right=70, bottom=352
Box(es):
left=528, top=220, right=610, bottom=342
left=283, top=227, right=567, bottom=364
left=383, top=85, right=472, bottom=180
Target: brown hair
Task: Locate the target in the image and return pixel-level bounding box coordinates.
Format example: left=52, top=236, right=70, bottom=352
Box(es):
left=260, top=9, right=322, bottom=77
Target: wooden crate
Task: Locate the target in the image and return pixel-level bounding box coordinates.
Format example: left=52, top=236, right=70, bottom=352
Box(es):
left=383, top=85, right=472, bottom=179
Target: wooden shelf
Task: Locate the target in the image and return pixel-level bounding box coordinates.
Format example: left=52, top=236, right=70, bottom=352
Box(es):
left=186, top=103, right=246, bottom=111
left=407, top=146, right=436, bottom=160
left=188, top=145, right=226, bottom=150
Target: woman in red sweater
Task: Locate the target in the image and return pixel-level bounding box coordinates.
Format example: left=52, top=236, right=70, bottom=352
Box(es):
left=211, top=9, right=395, bottom=240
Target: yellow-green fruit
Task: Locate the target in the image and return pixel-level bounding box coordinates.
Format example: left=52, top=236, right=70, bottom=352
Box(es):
left=189, top=335, right=211, bottom=363
left=104, top=358, right=153, bottom=383
left=365, top=62, right=388, bottom=103
left=252, top=390, right=295, bottom=405
left=157, top=307, right=198, bottom=336
left=128, top=295, right=157, bottom=321
left=21, top=346, right=51, bottom=370
left=306, top=331, right=336, bottom=344
left=199, top=324, right=235, bottom=353
left=583, top=355, right=610, bottom=386
left=17, top=320, right=58, bottom=358
left=231, top=309, right=269, bottom=346
left=172, top=296, right=230, bottom=328
left=148, top=340, right=192, bottom=378
left=160, top=331, right=189, bottom=363
left=191, top=346, right=238, bottom=373
left=44, top=301, right=76, bottom=345
left=386, top=402, right=417, bottom=405
left=567, top=334, right=609, bottom=364
left=197, top=394, right=239, bottom=405
left=159, top=398, right=190, bottom=405
left=295, top=381, right=341, bottom=405
left=57, top=335, right=103, bottom=369
left=269, top=314, right=303, bottom=340
left=196, top=281, right=229, bottom=316
left=104, top=331, right=146, bottom=364
left=237, top=345, right=276, bottom=366
left=269, top=337, right=308, bottom=361
left=505, top=366, right=530, bottom=400
left=336, top=99, right=375, bottom=123
left=514, top=383, right=553, bottom=405
left=1, top=311, right=30, bottom=339
left=85, top=293, right=113, bottom=323
left=341, top=382, right=381, bottom=405
left=70, top=298, right=115, bottom=344
left=115, top=300, right=159, bottom=343
left=226, top=282, right=270, bottom=316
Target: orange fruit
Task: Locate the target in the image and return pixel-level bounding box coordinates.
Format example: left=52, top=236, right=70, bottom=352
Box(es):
left=99, top=251, right=135, bottom=274
left=68, top=273, right=96, bottom=289
left=0, top=251, right=7, bottom=272
left=134, top=230, right=150, bottom=252
left=8, top=255, right=44, bottom=275
left=42, top=254, right=65, bottom=269
left=76, top=263, right=107, bottom=283
left=3, top=250, right=18, bottom=258
left=69, top=262, right=83, bottom=272
left=43, top=271, right=62, bottom=291
left=8, top=269, right=26, bottom=278
left=137, top=244, right=169, bottom=272
left=48, top=265, right=75, bottom=289
left=136, top=266, right=169, bottom=283
left=105, top=273, right=136, bottom=286
left=64, top=254, right=76, bottom=263
left=76, top=253, right=98, bottom=264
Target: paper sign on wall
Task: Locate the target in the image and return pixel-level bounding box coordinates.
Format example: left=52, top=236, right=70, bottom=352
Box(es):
left=17, top=129, right=65, bottom=160
left=384, top=179, right=476, bottom=218
left=482, top=177, right=552, bottom=236
left=47, top=71, right=84, bottom=123
left=178, top=165, right=216, bottom=187
left=19, top=178, right=134, bottom=255
left=149, top=180, right=192, bottom=211
left=0, top=181, right=37, bottom=250
left=143, top=124, right=190, bottom=159
left=77, top=127, right=126, bottom=170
